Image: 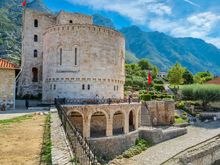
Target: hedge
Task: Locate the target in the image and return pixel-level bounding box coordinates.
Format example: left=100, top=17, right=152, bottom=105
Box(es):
left=154, top=85, right=165, bottom=92
left=142, top=94, right=152, bottom=101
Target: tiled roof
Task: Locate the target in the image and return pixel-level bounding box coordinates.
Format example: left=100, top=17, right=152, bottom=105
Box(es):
left=203, top=77, right=220, bottom=85
left=0, top=58, right=20, bottom=69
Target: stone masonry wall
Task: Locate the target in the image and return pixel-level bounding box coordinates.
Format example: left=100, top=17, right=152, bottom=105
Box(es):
left=88, top=131, right=139, bottom=157
left=18, top=8, right=56, bottom=96
left=145, top=100, right=175, bottom=125
left=43, top=24, right=125, bottom=101
left=0, top=69, right=15, bottom=110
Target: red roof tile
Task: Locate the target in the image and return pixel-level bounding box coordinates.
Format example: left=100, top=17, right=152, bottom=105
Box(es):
left=0, top=58, right=20, bottom=69
left=203, top=77, right=220, bottom=85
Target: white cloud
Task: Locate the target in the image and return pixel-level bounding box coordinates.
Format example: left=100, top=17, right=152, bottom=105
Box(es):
left=149, top=12, right=220, bottom=47
left=65, top=0, right=171, bottom=24
left=183, top=0, right=200, bottom=8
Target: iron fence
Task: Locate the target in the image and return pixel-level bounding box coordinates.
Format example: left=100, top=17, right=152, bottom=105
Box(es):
left=25, top=100, right=52, bottom=108
left=55, top=97, right=141, bottom=105
left=55, top=99, right=100, bottom=165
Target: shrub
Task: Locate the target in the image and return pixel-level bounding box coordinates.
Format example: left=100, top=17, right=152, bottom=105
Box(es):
left=195, top=112, right=200, bottom=114
left=152, top=95, right=157, bottom=100
left=154, top=78, right=164, bottom=84
left=154, top=84, right=165, bottom=92
left=142, top=94, right=152, bottom=101
left=149, top=91, right=155, bottom=95
left=124, top=86, right=128, bottom=91
left=183, top=112, right=187, bottom=115
left=156, top=98, right=162, bottom=101
left=175, top=114, right=180, bottom=118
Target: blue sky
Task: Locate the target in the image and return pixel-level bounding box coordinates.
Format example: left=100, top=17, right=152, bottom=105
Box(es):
left=42, top=0, right=220, bottom=48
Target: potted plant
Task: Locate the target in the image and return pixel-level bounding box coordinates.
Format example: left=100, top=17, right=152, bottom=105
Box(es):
left=195, top=112, right=200, bottom=117
left=183, top=112, right=187, bottom=119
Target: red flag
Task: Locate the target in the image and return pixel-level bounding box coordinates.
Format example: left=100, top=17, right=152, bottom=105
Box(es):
left=148, top=73, right=151, bottom=84
left=22, top=0, right=26, bottom=6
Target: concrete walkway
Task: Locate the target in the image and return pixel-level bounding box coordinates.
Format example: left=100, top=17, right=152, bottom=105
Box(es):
left=110, top=120, right=220, bottom=165
left=0, top=109, right=48, bottom=120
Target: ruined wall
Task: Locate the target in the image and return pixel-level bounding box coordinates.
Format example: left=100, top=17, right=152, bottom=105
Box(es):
left=56, top=10, right=93, bottom=25
left=18, top=8, right=56, bottom=96
left=0, top=69, right=15, bottom=109
left=43, top=24, right=125, bottom=101
left=145, top=100, right=175, bottom=125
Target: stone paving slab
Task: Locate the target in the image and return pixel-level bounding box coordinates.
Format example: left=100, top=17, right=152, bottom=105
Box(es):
left=110, top=120, right=220, bottom=165
left=50, top=108, right=73, bottom=165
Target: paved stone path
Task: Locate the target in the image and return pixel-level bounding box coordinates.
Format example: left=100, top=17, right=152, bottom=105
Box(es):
left=50, top=108, right=74, bottom=165
left=110, top=120, right=220, bottom=165
left=0, top=109, right=48, bottom=120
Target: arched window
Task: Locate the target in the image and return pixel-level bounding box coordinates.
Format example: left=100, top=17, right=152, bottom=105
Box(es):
left=34, top=35, right=38, bottom=42
left=82, top=84, right=85, bottom=90
left=34, top=50, right=37, bottom=57
left=60, top=48, right=62, bottom=65
left=88, top=84, right=90, bottom=90
left=70, top=20, right=73, bottom=23
left=75, top=48, right=77, bottom=65
left=34, top=20, right=38, bottom=27
left=32, top=68, right=38, bottom=82
left=114, top=86, right=115, bottom=91
left=117, top=86, right=118, bottom=91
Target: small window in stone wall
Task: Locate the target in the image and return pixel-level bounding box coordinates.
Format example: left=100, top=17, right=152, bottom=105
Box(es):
left=54, top=84, right=56, bottom=90
left=34, top=50, right=37, bottom=57
left=50, top=84, right=52, bottom=90
left=82, top=84, right=85, bottom=90
left=70, top=20, right=73, bottom=23
left=34, top=35, right=38, bottom=42
left=88, top=84, right=90, bottom=90
left=114, top=86, right=115, bottom=91
left=117, top=86, right=118, bottom=91
left=32, top=67, right=38, bottom=82
left=34, top=20, right=38, bottom=27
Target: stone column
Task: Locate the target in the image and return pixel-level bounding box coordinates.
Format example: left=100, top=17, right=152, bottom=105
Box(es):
left=84, top=119, right=90, bottom=138
left=106, top=118, right=113, bottom=136
left=124, top=115, right=129, bottom=133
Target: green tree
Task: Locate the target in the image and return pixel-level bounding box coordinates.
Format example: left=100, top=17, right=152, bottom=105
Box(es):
left=167, top=62, right=186, bottom=88
left=181, top=84, right=220, bottom=109
left=135, top=71, right=141, bottom=77
left=138, top=59, right=153, bottom=70
left=131, top=63, right=141, bottom=73
left=195, top=71, right=213, bottom=83
left=125, top=64, right=133, bottom=73
left=125, top=78, right=133, bottom=86
left=182, top=70, right=194, bottom=84
left=194, top=74, right=202, bottom=84
left=140, top=70, right=147, bottom=78
left=152, top=66, right=159, bottom=79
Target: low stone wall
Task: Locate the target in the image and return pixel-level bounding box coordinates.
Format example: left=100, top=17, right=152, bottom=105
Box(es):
left=200, top=112, right=220, bottom=120
left=0, top=99, right=14, bottom=110
left=87, top=131, right=139, bottom=157
left=139, top=127, right=187, bottom=144
left=179, top=138, right=220, bottom=165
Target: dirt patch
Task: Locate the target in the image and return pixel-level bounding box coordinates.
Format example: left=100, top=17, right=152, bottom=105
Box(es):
left=0, top=114, right=46, bottom=165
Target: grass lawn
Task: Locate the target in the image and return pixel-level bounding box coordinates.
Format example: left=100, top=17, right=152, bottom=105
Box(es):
left=174, top=117, right=189, bottom=125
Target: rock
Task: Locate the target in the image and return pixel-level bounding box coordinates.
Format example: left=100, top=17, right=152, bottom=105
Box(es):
left=204, top=119, right=209, bottom=123
left=39, top=123, right=45, bottom=126
left=33, top=118, right=37, bottom=120
left=40, top=112, right=44, bottom=115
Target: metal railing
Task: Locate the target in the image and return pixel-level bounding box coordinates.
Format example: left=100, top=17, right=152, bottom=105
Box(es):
left=56, top=97, right=141, bottom=105
left=55, top=99, right=100, bottom=165
left=25, top=100, right=52, bottom=108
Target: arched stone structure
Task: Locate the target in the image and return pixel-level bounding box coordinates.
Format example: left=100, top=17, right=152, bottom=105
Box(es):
left=63, top=103, right=141, bottom=138
left=112, top=110, right=126, bottom=135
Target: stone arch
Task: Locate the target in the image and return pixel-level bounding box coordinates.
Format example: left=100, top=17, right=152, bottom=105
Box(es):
left=57, top=44, right=64, bottom=66
left=32, top=67, right=38, bottom=82
left=89, top=109, right=108, bottom=137
left=128, top=109, right=136, bottom=132
left=68, top=110, right=84, bottom=135
left=112, top=110, right=125, bottom=135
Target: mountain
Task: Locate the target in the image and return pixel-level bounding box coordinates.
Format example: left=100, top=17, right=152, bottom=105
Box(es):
left=92, top=13, right=116, bottom=30
left=125, top=51, right=138, bottom=64
left=119, top=26, right=220, bottom=75
left=0, top=0, right=53, bottom=65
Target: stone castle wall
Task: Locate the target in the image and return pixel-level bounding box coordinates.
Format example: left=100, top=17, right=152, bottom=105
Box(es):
left=18, top=8, right=56, bottom=96
left=0, top=69, right=15, bottom=109
left=56, top=10, right=93, bottom=25
left=43, top=24, right=125, bottom=101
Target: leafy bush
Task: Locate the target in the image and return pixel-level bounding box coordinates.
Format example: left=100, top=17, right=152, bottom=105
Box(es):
left=154, top=84, right=165, bottom=92
left=152, top=95, right=157, bottom=100
left=183, top=112, right=187, bottom=115
left=124, top=86, right=128, bottom=91
left=126, top=75, right=133, bottom=79
left=153, top=78, right=164, bottom=84
left=149, top=91, right=155, bottom=95
left=142, top=94, right=152, bottom=101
